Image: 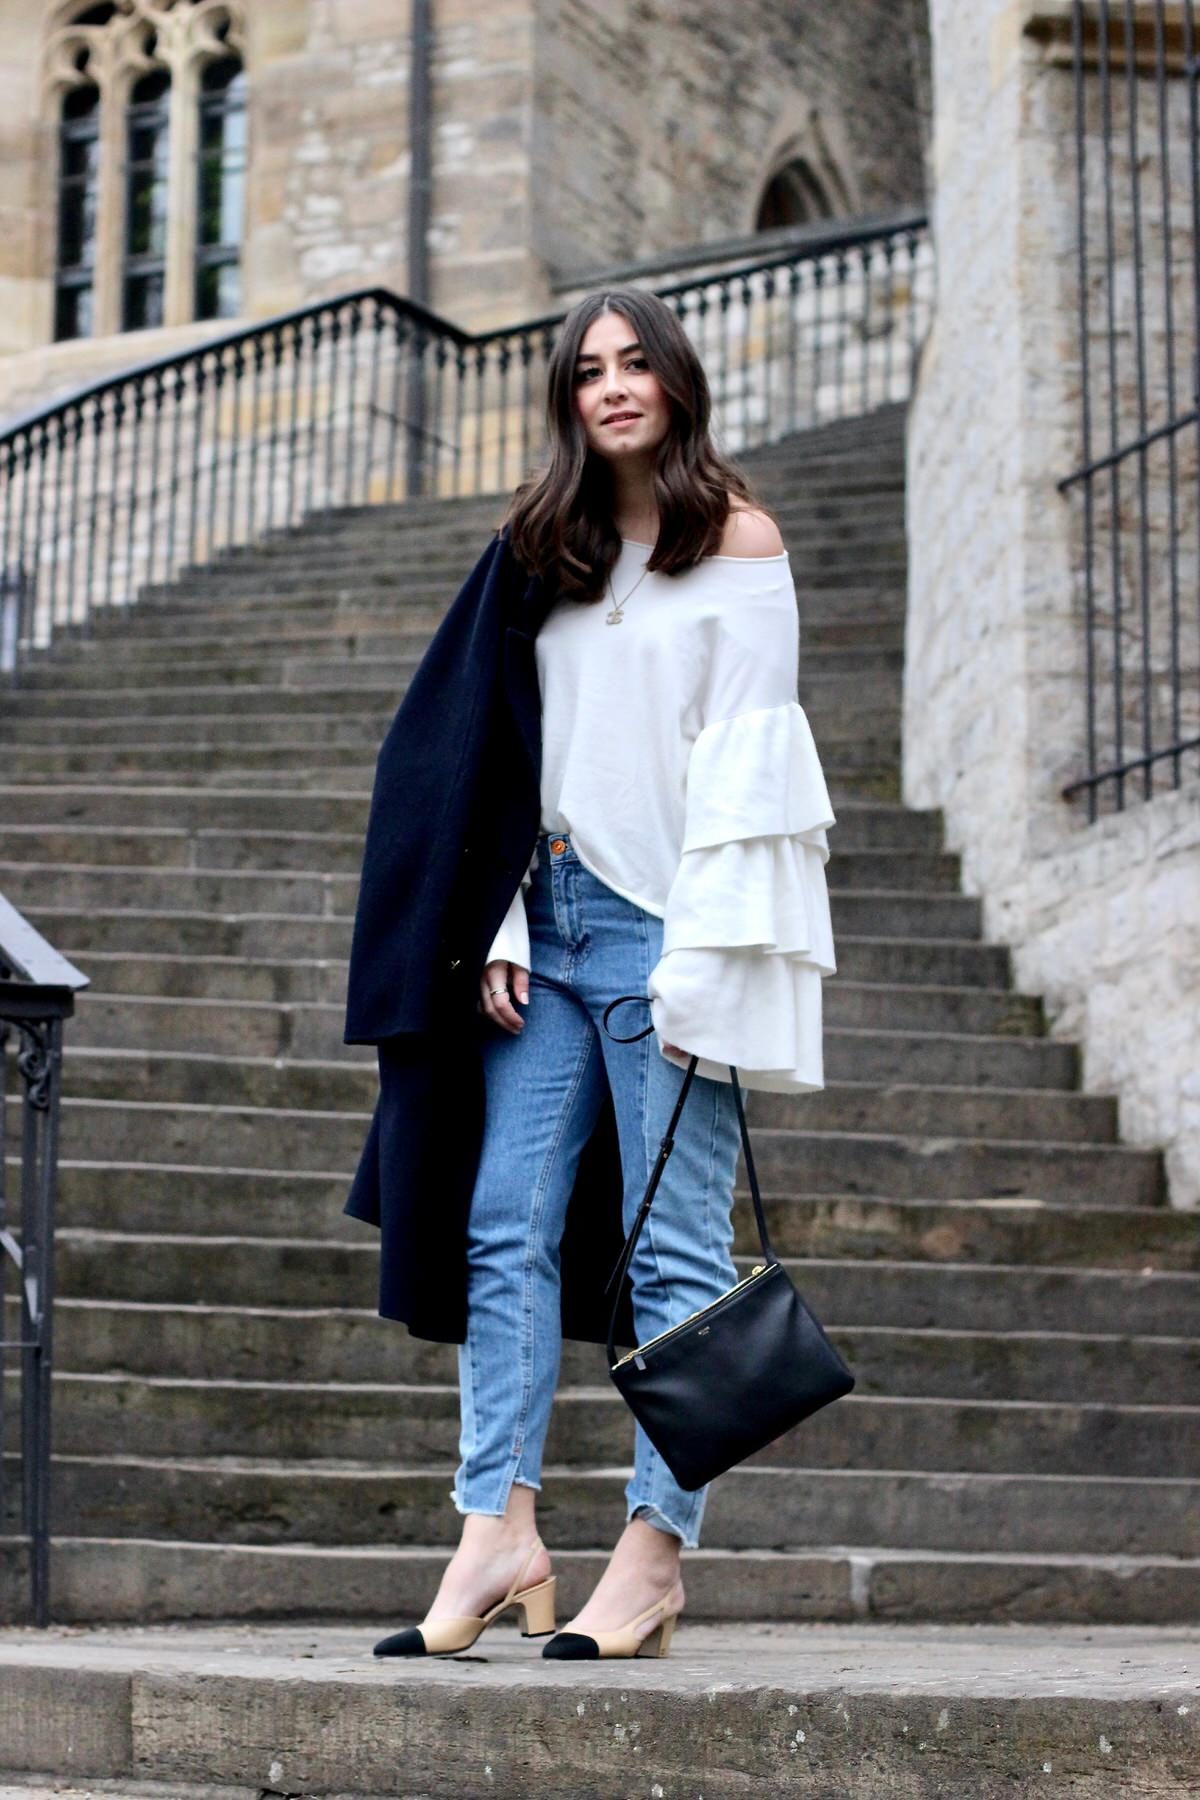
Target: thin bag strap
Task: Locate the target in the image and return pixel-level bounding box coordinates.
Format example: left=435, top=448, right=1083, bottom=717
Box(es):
left=600, top=994, right=778, bottom=1366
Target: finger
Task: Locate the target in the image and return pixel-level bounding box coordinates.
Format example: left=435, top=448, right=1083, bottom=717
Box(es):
left=480, top=961, right=525, bottom=1034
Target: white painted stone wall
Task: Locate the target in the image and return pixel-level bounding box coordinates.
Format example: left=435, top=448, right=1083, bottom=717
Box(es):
left=906, top=0, right=1200, bottom=1207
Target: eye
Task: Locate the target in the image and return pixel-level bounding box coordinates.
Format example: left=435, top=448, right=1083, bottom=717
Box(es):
left=574, top=356, right=649, bottom=384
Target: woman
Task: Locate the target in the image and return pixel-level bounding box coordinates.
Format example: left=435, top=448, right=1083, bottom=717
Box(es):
left=369, top=285, right=836, bottom=1661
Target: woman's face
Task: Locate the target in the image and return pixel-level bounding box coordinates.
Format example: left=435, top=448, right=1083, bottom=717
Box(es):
left=572, top=311, right=671, bottom=464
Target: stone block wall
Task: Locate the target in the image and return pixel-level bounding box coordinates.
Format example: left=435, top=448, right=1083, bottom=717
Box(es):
left=905, top=0, right=1200, bottom=1206
left=531, top=0, right=929, bottom=280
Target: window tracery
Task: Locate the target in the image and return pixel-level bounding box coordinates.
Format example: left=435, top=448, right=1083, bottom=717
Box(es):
left=44, top=0, right=247, bottom=340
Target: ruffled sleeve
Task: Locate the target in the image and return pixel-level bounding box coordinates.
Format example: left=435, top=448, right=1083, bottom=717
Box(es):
left=646, top=579, right=837, bottom=1093
left=483, top=849, right=538, bottom=971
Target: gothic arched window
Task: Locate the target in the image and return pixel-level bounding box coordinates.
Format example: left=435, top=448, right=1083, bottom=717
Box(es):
left=756, top=159, right=834, bottom=231
left=195, top=54, right=246, bottom=320
left=45, top=1, right=246, bottom=336
left=123, top=67, right=172, bottom=330
left=55, top=80, right=101, bottom=341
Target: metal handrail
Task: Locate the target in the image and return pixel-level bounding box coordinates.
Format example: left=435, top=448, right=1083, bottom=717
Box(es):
left=0, top=895, right=88, bottom=1628
left=0, top=209, right=932, bottom=683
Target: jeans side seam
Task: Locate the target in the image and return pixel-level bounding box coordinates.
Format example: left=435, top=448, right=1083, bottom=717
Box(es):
left=511, top=1002, right=598, bottom=1474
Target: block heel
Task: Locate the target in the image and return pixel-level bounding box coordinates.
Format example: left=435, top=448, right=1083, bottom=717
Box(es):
left=515, top=1575, right=558, bottom=1636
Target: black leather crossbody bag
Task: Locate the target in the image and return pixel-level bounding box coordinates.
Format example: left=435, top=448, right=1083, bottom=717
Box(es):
left=601, top=995, right=856, bottom=1493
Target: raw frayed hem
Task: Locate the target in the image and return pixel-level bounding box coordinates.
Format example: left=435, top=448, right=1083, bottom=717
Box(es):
left=628, top=1498, right=701, bottom=1551
left=449, top=1474, right=543, bottom=1517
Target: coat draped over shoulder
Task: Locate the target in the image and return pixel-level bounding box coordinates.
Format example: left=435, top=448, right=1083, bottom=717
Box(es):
left=342, top=526, right=636, bottom=1347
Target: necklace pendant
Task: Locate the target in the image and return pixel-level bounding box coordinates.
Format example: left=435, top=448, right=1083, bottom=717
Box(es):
left=604, top=607, right=624, bottom=625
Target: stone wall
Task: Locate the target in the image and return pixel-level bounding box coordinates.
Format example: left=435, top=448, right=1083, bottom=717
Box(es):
left=905, top=0, right=1200, bottom=1207
left=532, top=0, right=929, bottom=280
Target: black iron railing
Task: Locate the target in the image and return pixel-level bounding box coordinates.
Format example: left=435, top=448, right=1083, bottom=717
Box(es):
left=0, top=899, right=86, bottom=1628
left=0, top=209, right=930, bottom=684
left=1057, top=0, right=1200, bottom=818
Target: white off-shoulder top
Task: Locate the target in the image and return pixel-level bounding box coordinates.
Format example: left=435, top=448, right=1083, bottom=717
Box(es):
left=483, top=537, right=837, bottom=1094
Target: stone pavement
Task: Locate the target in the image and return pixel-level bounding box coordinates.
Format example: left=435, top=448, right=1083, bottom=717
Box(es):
left=0, top=1620, right=1196, bottom=1797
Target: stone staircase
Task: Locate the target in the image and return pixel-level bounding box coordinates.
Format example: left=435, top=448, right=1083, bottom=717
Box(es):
left=2, top=400, right=1197, bottom=1628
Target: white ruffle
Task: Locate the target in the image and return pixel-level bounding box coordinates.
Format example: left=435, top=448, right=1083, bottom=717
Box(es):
left=680, top=701, right=834, bottom=853
left=660, top=832, right=835, bottom=972
left=647, top=700, right=836, bottom=1094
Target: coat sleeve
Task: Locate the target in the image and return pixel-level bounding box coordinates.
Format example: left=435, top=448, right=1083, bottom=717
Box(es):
left=483, top=844, right=539, bottom=970
left=645, top=581, right=836, bottom=1092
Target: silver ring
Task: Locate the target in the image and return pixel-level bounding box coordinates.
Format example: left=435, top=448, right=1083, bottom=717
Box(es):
left=488, top=985, right=507, bottom=996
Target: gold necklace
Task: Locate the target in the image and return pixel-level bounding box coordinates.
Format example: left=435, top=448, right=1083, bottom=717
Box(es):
left=605, top=557, right=651, bottom=625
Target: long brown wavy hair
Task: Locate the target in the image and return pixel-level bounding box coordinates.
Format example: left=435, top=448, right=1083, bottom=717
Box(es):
left=499, top=286, right=771, bottom=603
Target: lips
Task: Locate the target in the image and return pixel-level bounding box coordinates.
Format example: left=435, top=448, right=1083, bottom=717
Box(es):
left=603, top=412, right=641, bottom=425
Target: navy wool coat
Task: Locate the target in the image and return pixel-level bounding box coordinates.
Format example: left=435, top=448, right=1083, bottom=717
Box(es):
left=342, top=525, right=638, bottom=1347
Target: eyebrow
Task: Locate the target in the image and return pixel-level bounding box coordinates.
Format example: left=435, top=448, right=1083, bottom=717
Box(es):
left=575, top=341, right=643, bottom=362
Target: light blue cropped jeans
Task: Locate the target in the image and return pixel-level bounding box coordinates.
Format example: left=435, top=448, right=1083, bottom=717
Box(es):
left=452, top=829, right=747, bottom=1547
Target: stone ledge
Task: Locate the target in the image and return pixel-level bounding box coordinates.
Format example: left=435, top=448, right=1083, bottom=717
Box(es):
left=0, top=1621, right=1197, bottom=1798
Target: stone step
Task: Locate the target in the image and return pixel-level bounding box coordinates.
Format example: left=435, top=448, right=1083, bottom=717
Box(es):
left=28, top=1238, right=1200, bottom=1353
left=41, top=1047, right=1122, bottom=1146
left=0, top=668, right=902, bottom=722
left=21, top=641, right=907, bottom=691
left=132, top=557, right=907, bottom=604
left=0, top=866, right=979, bottom=937
left=2, top=856, right=978, bottom=928
left=6, top=1371, right=1197, bottom=1473
left=0, top=784, right=941, bottom=847
left=53, top=997, right=1081, bottom=1089
left=0, top=829, right=953, bottom=891
left=6, top=1455, right=1195, bottom=1556
left=16, top=906, right=357, bottom=962
left=232, top=488, right=906, bottom=529
left=49, top=1043, right=1107, bottom=1140
left=39, top=1165, right=1195, bottom=1267
left=41, top=1225, right=1180, bottom=1329
left=175, top=530, right=911, bottom=574
left=0, top=757, right=895, bottom=806
left=218, top=511, right=906, bottom=565
left=44, top=935, right=1023, bottom=1004
left=130, top=560, right=907, bottom=609
left=0, top=749, right=904, bottom=797
left=3, top=1618, right=1197, bottom=1795
left=102, top=1001, right=1068, bottom=1087
left=0, top=700, right=902, bottom=751
left=49, top=630, right=906, bottom=678
left=75, top=598, right=907, bottom=646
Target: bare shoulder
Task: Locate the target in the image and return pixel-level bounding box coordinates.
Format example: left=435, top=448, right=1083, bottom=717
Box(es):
left=719, top=506, right=785, bottom=558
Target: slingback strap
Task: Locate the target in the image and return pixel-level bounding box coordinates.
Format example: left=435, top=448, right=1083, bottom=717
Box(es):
left=600, top=994, right=778, bottom=1366
left=504, top=1535, right=547, bottom=1605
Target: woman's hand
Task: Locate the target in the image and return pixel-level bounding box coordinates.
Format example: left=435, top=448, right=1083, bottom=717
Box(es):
left=662, top=1040, right=686, bottom=1059
left=479, top=959, right=529, bottom=1035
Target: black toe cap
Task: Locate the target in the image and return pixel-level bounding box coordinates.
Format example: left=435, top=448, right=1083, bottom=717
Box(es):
left=373, top=1626, right=427, bottom=1657
left=542, top=1631, right=599, bottom=1660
